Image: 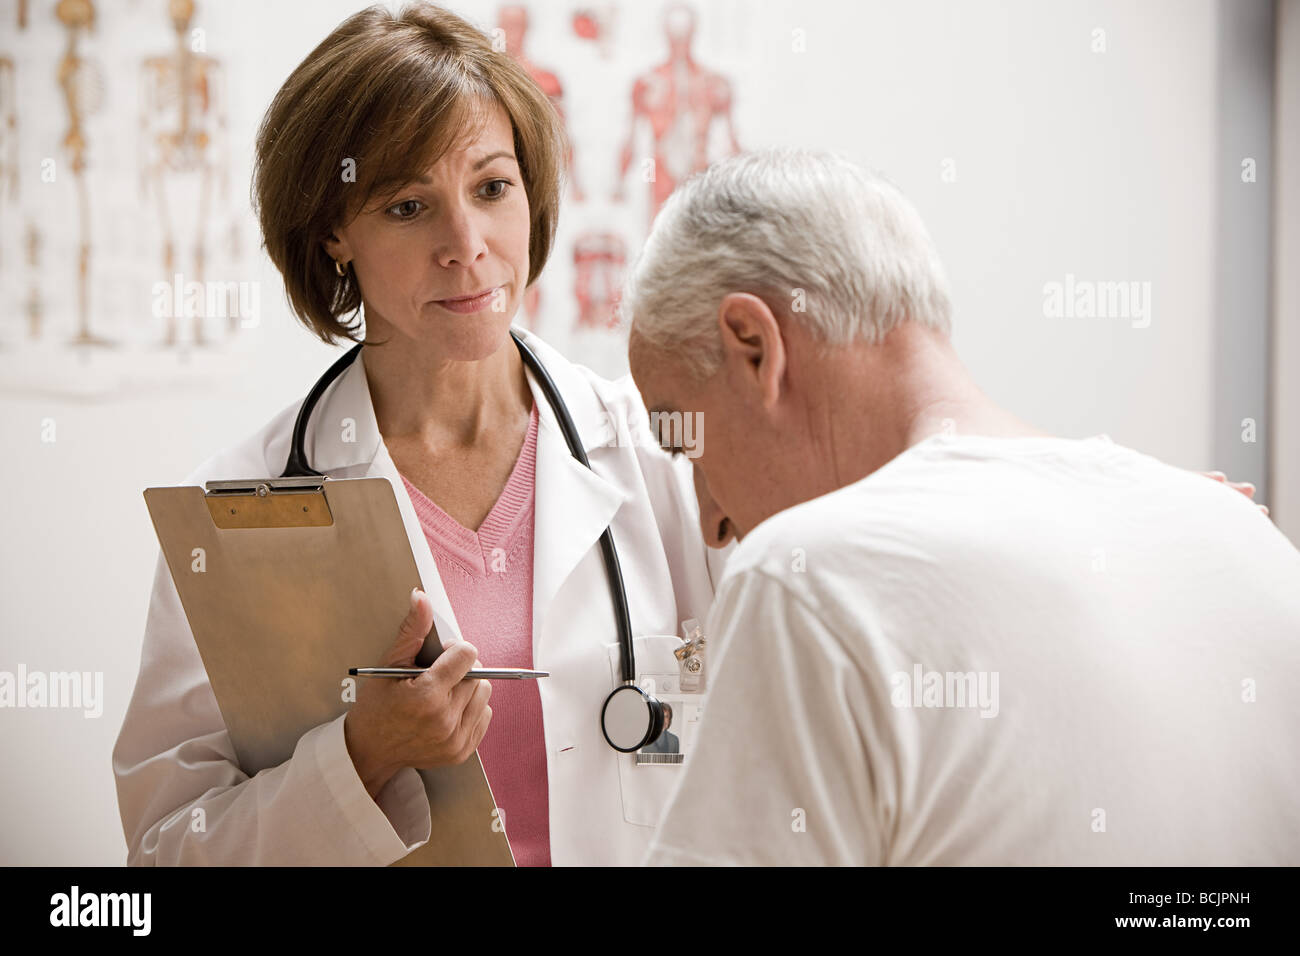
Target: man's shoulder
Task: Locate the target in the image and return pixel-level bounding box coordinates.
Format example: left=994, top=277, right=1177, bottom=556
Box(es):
left=721, top=459, right=935, bottom=584
left=716, top=435, right=1133, bottom=596
left=722, top=432, right=1297, bottom=598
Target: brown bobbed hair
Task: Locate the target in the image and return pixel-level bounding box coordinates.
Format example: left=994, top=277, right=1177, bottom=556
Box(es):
left=252, top=2, right=568, bottom=345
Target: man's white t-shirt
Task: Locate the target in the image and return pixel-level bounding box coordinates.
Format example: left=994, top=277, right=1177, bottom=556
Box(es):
left=643, top=434, right=1300, bottom=865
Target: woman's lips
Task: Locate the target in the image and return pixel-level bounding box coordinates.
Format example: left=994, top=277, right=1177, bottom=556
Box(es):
left=434, top=286, right=501, bottom=314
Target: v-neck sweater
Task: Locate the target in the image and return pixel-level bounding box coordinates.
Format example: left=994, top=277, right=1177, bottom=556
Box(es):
left=398, top=403, right=549, bottom=866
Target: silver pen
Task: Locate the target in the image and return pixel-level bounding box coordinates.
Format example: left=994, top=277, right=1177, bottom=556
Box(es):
left=348, top=666, right=548, bottom=680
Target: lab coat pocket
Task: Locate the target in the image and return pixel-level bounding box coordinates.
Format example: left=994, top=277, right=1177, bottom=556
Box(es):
left=605, top=635, right=704, bottom=828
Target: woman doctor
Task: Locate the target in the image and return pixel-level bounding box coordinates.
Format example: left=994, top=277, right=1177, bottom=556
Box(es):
left=112, top=2, right=725, bottom=866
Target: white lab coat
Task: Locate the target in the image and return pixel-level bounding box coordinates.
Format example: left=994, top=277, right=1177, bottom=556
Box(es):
left=113, top=327, right=729, bottom=865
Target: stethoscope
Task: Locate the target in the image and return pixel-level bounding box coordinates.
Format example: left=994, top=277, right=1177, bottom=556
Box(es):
left=281, top=328, right=669, bottom=753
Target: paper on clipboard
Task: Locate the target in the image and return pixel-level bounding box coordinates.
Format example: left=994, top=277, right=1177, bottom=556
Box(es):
left=143, top=474, right=514, bottom=866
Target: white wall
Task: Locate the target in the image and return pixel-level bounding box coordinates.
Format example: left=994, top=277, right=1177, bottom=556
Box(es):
left=1274, top=0, right=1300, bottom=544
left=0, top=0, right=1269, bottom=865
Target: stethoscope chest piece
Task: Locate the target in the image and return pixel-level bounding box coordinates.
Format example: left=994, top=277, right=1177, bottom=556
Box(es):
left=601, top=683, right=666, bottom=753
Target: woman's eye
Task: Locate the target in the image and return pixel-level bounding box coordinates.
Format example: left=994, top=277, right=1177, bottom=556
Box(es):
left=386, top=199, right=423, bottom=220
left=481, top=179, right=511, bottom=200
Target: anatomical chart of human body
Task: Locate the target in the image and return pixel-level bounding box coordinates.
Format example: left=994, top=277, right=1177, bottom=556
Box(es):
left=0, top=0, right=748, bottom=395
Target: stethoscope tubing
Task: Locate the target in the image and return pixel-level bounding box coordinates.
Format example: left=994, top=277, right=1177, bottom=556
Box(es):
left=281, top=330, right=639, bottom=687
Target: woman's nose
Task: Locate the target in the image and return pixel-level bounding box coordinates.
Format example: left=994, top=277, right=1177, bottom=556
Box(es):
left=437, top=204, right=489, bottom=268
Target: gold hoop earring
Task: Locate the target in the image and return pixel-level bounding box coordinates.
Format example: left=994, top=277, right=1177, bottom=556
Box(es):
left=334, top=258, right=347, bottom=278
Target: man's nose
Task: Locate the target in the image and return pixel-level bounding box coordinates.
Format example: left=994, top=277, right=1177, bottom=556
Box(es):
left=693, top=463, right=734, bottom=548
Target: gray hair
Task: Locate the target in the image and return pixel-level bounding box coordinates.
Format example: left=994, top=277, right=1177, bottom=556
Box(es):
left=622, top=148, right=953, bottom=378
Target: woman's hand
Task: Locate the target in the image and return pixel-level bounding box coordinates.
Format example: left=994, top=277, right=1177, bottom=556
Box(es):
left=343, top=589, right=492, bottom=800
left=1202, top=470, right=1270, bottom=517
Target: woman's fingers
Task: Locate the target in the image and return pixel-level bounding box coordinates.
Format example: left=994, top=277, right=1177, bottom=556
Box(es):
left=1227, top=480, right=1257, bottom=500
left=1202, top=471, right=1259, bottom=502
left=382, top=588, right=434, bottom=666
left=1200, top=471, right=1269, bottom=516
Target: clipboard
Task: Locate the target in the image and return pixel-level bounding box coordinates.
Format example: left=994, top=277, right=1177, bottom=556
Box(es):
left=143, top=474, right=515, bottom=867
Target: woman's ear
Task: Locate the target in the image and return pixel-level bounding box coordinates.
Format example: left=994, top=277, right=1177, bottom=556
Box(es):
left=321, top=229, right=351, bottom=264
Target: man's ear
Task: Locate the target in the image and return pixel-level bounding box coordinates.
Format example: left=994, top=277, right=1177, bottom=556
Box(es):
left=718, top=292, right=785, bottom=410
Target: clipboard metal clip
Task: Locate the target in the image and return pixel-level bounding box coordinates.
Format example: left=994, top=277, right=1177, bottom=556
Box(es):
left=203, top=477, right=334, bottom=529
left=205, top=477, right=328, bottom=496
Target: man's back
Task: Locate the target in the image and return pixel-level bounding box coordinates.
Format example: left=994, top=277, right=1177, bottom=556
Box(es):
left=645, top=434, right=1300, bottom=865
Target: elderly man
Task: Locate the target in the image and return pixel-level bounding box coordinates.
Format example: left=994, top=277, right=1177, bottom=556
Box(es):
left=624, top=148, right=1300, bottom=866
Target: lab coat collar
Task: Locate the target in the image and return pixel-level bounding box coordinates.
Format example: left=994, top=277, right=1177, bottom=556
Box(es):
left=306, top=325, right=616, bottom=474
left=305, top=326, right=630, bottom=652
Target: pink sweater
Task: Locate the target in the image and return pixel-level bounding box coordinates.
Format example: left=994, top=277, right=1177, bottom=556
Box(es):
left=398, top=403, right=550, bottom=867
